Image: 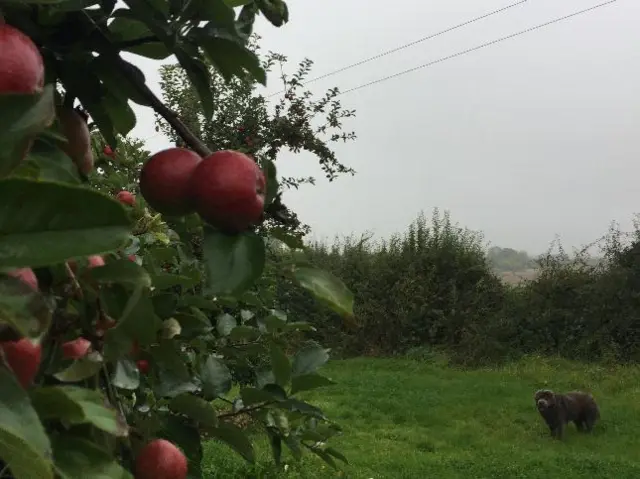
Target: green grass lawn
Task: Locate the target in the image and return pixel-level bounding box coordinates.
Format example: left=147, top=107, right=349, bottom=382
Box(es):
left=202, top=356, right=640, bottom=478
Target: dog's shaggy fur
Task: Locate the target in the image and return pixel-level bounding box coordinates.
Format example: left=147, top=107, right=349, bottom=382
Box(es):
left=534, top=389, right=600, bottom=439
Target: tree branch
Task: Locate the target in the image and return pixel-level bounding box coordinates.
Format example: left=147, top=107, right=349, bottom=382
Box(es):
left=114, top=35, right=158, bottom=49
left=217, top=401, right=275, bottom=418
left=115, top=57, right=212, bottom=157
left=80, top=11, right=211, bottom=157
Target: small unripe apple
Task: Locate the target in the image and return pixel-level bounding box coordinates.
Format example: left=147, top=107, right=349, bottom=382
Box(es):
left=0, top=338, right=41, bottom=388
left=139, top=148, right=201, bottom=216
left=6, top=268, right=38, bottom=291
left=137, top=359, right=150, bottom=374
left=135, top=439, right=187, bottom=479
left=0, top=24, right=44, bottom=94
left=61, top=337, right=91, bottom=359
left=116, top=190, right=136, bottom=206
left=189, top=150, right=266, bottom=232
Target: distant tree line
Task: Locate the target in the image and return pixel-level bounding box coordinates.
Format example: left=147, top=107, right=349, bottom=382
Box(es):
left=271, top=210, right=640, bottom=364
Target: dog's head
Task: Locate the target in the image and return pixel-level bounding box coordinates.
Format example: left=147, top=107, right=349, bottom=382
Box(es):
left=534, top=389, right=556, bottom=411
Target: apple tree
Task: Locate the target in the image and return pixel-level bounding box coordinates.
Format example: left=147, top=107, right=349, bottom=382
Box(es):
left=0, top=1, right=355, bottom=478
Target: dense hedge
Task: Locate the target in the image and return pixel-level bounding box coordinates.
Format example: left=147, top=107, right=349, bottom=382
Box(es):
left=274, top=210, right=640, bottom=364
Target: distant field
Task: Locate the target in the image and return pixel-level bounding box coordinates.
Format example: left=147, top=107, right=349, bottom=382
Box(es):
left=203, top=357, right=640, bottom=478
left=496, top=268, right=539, bottom=285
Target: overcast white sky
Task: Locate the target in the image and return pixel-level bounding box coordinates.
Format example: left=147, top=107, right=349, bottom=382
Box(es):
left=126, top=0, right=640, bottom=254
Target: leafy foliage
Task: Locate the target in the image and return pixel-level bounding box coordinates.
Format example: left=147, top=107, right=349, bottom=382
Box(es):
left=0, top=1, right=357, bottom=477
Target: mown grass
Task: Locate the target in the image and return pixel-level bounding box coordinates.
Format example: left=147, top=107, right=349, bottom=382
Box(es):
left=202, top=355, right=640, bottom=478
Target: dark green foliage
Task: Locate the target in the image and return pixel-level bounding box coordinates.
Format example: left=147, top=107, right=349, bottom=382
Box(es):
left=273, top=211, right=640, bottom=365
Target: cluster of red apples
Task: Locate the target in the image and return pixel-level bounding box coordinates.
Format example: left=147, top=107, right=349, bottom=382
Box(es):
left=0, top=22, right=272, bottom=479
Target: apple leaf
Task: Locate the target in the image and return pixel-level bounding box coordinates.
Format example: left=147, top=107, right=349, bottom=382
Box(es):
left=202, top=228, right=265, bottom=295
left=52, top=435, right=133, bottom=479
left=0, top=178, right=131, bottom=268
left=30, top=386, right=126, bottom=437
left=0, top=275, right=51, bottom=339
left=293, top=266, right=354, bottom=318
left=88, top=259, right=152, bottom=288
left=0, top=366, right=54, bottom=479
left=291, top=342, right=330, bottom=377
left=0, top=86, right=56, bottom=178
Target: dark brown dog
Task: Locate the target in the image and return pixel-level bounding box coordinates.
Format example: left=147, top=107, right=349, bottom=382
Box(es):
left=534, top=389, right=600, bottom=439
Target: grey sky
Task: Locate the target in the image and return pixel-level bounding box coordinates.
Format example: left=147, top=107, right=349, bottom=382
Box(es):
left=127, top=0, right=640, bottom=255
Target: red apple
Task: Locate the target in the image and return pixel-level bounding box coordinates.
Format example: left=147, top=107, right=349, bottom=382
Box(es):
left=0, top=338, right=41, bottom=388
left=135, top=439, right=187, bottom=479
left=6, top=268, right=38, bottom=291
left=128, top=254, right=137, bottom=262
left=116, top=190, right=135, bottom=206
left=189, top=150, right=266, bottom=232
left=62, top=337, right=91, bottom=359
left=139, top=148, right=201, bottom=216
left=137, top=359, right=150, bottom=374
left=88, top=255, right=105, bottom=268
left=0, top=24, right=44, bottom=94
left=103, top=145, right=114, bottom=157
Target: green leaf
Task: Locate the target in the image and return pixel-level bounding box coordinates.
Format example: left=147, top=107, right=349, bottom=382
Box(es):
left=93, top=56, right=151, bottom=107
left=278, top=399, right=327, bottom=420
left=169, top=393, right=219, bottom=428
left=183, top=0, right=235, bottom=25
left=325, top=447, right=349, bottom=465
left=269, top=343, right=291, bottom=388
left=263, top=159, right=278, bottom=206
left=160, top=416, right=204, bottom=478
left=88, top=259, right=151, bottom=288
left=0, top=367, right=53, bottom=479
left=53, top=435, right=134, bottom=479
left=197, top=34, right=267, bottom=85
left=0, top=86, right=56, bottom=177
left=109, top=17, right=172, bottom=59
left=30, top=386, right=126, bottom=436
left=308, top=446, right=338, bottom=470
left=0, top=275, right=51, bottom=339
left=284, top=434, right=302, bottom=461
left=207, top=422, right=255, bottom=464
left=291, top=343, right=330, bottom=377
left=216, top=313, right=237, bottom=336
left=224, top=0, right=251, bottom=6
left=228, top=325, right=260, bottom=341
left=199, top=355, right=232, bottom=400
left=202, top=229, right=265, bottom=295
left=293, top=266, right=354, bottom=318
left=151, top=272, right=200, bottom=290
left=24, top=136, right=81, bottom=184
left=257, top=0, right=289, bottom=27
left=106, top=287, right=162, bottom=352
left=102, top=92, right=137, bottom=136
left=0, top=179, right=131, bottom=268
left=54, top=352, right=104, bottom=383
left=111, top=359, right=140, bottom=390
left=266, top=427, right=282, bottom=467
left=239, top=387, right=275, bottom=406
left=290, top=373, right=336, bottom=395
left=175, top=50, right=214, bottom=121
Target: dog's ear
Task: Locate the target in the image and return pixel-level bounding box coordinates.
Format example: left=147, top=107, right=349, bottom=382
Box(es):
left=534, top=389, right=553, bottom=401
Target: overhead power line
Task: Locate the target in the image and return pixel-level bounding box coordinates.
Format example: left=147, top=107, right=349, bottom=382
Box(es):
left=337, top=0, right=618, bottom=97
left=268, top=0, right=530, bottom=97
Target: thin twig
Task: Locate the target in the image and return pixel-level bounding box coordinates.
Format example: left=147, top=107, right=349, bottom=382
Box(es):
left=218, top=401, right=275, bottom=418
